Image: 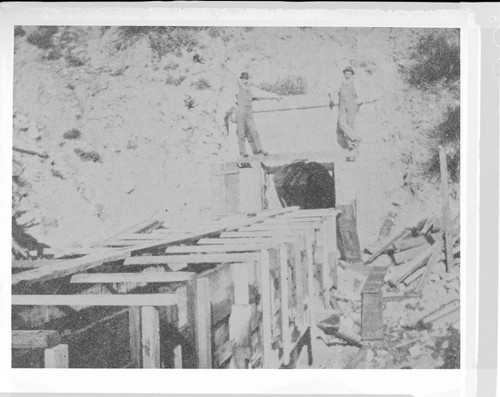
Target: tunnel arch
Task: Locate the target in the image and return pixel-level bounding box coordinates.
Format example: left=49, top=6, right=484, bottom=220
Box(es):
left=273, top=161, right=335, bottom=209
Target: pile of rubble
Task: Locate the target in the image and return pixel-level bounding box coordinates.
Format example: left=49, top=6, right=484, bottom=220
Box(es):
left=324, top=213, right=460, bottom=369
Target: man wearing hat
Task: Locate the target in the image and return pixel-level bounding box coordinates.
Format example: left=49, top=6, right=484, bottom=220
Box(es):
left=330, top=66, right=367, bottom=154
left=235, top=71, right=280, bottom=157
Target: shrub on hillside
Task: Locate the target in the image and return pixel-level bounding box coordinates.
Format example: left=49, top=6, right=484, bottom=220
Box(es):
left=63, top=128, right=81, bottom=140
left=422, top=106, right=460, bottom=183
left=258, top=75, right=308, bottom=96
left=192, top=78, right=211, bottom=90
left=406, top=30, right=460, bottom=88
left=74, top=148, right=102, bottom=163
left=26, top=26, right=58, bottom=50
left=117, top=26, right=199, bottom=59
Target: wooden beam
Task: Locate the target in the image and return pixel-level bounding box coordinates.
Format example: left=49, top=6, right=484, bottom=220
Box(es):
left=44, top=344, right=69, bottom=368
left=386, top=245, right=434, bottom=287
left=12, top=330, right=62, bottom=349
left=364, top=229, right=413, bottom=265
left=12, top=293, right=178, bottom=307
left=12, top=260, right=65, bottom=270
left=70, top=272, right=196, bottom=284
left=110, top=233, right=193, bottom=241
left=280, top=242, right=291, bottom=365
left=393, top=244, right=431, bottom=264
left=220, top=230, right=306, bottom=238
left=439, top=146, right=454, bottom=273
left=141, top=306, right=160, bottom=368
left=236, top=150, right=341, bottom=165
left=129, top=306, right=142, bottom=368
left=12, top=248, right=133, bottom=286
left=196, top=277, right=212, bottom=368
left=166, top=245, right=274, bottom=254
left=259, top=249, right=273, bottom=368
left=197, top=237, right=295, bottom=245
left=124, top=253, right=260, bottom=266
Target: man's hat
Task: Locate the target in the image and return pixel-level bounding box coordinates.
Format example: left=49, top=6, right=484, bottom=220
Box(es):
left=240, top=72, right=249, bottom=79
left=343, top=66, right=355, bottom=75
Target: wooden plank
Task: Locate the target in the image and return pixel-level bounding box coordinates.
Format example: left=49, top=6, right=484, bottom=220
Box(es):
left=196, top=277, right=212, bottom=368
left=12, top=260, right=65, bottom=270
left=336, top=204, right=362, bottom=263
left=113, top=233, right=193, bottom=241
left=44, top=344, right=69, bottom=368
left=197, top=237, right=295, bottom=245
left=393, top=244, right=431, bottom=264
left=220, top=231, right=303, bottom=239
left=364, top=229, right=413, bottom=265
left=141, top=306, right=161, bottom=368
left=236, top=150, right=340, bottom=165
left=416, top=235, right=444, bottom=292
left=12, top=248, right=133, bottom=286
left=129, top=306, right=142, bottom=368
left=12, top=294, right=178, bottom=307
left=402, top=267, right=425, bottom=286
left=386, top=245, right=434, bottom=287
left=173, top=345, right=183, bottom=368
left=280, top=242, right=291, bottom=365
left=260, top=249, right=273, bottom=368
left=344, top=345, right=369, bottom=369
left=124, top=253, right=260, bottom=266
left=166, top=245, right=276, bottom=254
left=393, top=233, right=440, bottom=251
left=240, top=224, right=319, bottom=232
left=70, top=272, right=196, bottom=284
left=439, top=146, right=454, bottom=273
left=12, top=330, right=61, bottom=349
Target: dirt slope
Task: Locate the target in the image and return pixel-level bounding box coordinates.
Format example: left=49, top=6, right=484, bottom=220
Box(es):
left=12, top=27, right=457, bottom=251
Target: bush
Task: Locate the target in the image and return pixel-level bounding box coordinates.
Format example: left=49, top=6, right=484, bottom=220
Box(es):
left=66, top=54, right=86, bottom=67
left=423, top=106, right=460, bottom=183
left=63, top=128, right=81, bottom=140
left=14, top=26, right=26, bottom=37
left=192, top=78, right=210, bottom=90
left=74, top=148, right=102, bottom=163
left=258, top=75, right=308, bottom=96
left=406, top=30, right=460, bottom=88
left=26, top=26, right=58, bottom=50
left=117, top=26, right=199, bottom=59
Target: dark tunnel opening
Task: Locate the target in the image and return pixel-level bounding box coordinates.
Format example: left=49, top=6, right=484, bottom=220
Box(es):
left=273, top=162, right=335, bottom=209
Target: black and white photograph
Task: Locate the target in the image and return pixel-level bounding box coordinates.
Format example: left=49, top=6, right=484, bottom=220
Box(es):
left=9, top=21, right=463, bottom=372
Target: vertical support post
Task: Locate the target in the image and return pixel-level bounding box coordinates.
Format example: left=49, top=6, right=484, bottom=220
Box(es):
left=321, top=218, right=331, bottom=307
left=305, top=230, right=316, bottom=365
left=439, top=146, right=453, bottom=273
left=141, top=306, right=160, bottom=368
left=129, top=306, right=142, bottom=368
left=44, top=344, right=69, bottom=368
left=280, top=242, right=291, bottom=365
left=327, top=215, right=338, bottom=290
left=173, top=345, right=183, bottom=369
left=196, top=277, right=212, bottom=368
left=294, top=237, right=305, bottom=330
left=259, top=250, right=273, bottom=368
left=185, top=278, right=198, bottom=368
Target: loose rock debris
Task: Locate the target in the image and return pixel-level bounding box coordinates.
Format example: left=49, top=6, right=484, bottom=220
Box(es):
left=314, top=213, right=460, bottom=369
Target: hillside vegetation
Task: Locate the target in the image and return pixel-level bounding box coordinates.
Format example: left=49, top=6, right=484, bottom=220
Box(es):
left=12, top=26, right=459, bottom=252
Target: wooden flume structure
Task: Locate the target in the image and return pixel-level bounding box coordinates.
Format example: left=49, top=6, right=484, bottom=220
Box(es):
left=12, top=206, right=340, bottom=369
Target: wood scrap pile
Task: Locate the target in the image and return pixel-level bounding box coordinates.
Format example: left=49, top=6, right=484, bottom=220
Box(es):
left=327, top=213, right=460, bottom=369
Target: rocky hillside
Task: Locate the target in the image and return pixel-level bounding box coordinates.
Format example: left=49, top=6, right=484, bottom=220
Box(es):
left=12, top=26, right=459, bottom=252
